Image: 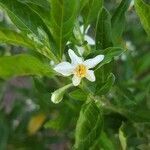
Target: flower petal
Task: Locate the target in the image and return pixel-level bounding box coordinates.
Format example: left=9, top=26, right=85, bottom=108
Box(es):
left=84, top=55, right=104, bottom=69
left=72, top=75, right=81, bottom=86
left=80, top=25, right=90, bottom=34
left=85, top=70, right=96, bottom=82
left=84, top=35, right=95, bottom=45
left=76, top=46, right=84, bottom=56
left=68, top=49, right=83, bottom=65
left=85, top=25, right=90, bottom=34
left=80, top=25, right=84, bottom=34
left=54, top=62, right=74, bottom=76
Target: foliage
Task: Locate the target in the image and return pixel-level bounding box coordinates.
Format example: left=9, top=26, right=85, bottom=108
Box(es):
left=0, top=0, right=150, bottom=149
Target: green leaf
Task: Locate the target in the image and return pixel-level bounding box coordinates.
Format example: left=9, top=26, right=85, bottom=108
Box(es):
left=18, top=0, right=50, bottom=9
left=44, top=103, right=74, bottom=131
left=0, top=0, right=59, bottom=62
left=44, top=111, right=72, bottom=131
left=16, top=0, right=59, bottom=59
left=0, top=27, right=35, bottom=49
left=86, top=47, right=124, bottom=71
left=111, top=0, right=131, bottom=43
left=81, top=0, right=103, bottom=27
left=90, top=131, right=116, bottom=150
left=122, top=108, right=150, bottom=122
left=74, top=101, right=103, bottom=150
left=0, top=0, right=47, bottom=36
left=95, top=73, right=115, bottom=95
left=0, top=26, right=58, bottom=61
left=96, top=7, right=113, bottom=49
left=119, top=124, right=127, bottom=150
left=96, top=47, right=124, bottom=69
left=49, top=0, right=79, bottom=57
left=18, top=0, right=51, bottom=30
left=0, top=54, right=54, bottom=79
left=136, top=52, right=150, bottom=76
left=99, top=131, right=116, bottom=150
left=104, top=104, right=150, bottom=123
left=69, top=89, right=87, bottom=101
left=135, top=0, right=150, bottom=36
left=80, top=0, right=89, bottom=11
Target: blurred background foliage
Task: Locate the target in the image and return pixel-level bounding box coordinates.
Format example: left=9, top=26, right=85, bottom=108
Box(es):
left=0, top=0, right=150, bottom=150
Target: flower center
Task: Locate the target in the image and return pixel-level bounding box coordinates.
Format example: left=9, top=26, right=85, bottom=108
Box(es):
left=74, top=64, right=87, bottom=77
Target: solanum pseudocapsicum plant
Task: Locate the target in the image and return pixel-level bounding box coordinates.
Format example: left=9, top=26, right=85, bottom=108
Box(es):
left=0, top=0, right=150, bottom=149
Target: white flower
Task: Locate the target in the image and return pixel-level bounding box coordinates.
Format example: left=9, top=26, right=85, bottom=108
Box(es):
left=84, top=35, right=95, bottom=45
left=80, top=25, right=95, bottom=45
left=54, top=49, right=104, bottom=86
left=76, top=25, right=95, bottom=56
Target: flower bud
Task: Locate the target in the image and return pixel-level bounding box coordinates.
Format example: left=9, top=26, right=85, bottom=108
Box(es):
left=51, top=84, right=73, bottom=104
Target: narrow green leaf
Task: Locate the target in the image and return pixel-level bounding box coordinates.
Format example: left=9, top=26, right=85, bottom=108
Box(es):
left=135, top=0, right=150, bottom=36
left=18, top=0, right=51, bottom=30
left=0, top=26, right=58, bottom=61
left=96, top=7, right=113, bottom=49
left=18, top=0, right=50, bottom=9
left=111, top=0, right=131, bottom=43
left=0, top=27, right=35, bottom=49
left=49, top=0, right=79, bottom=57
left=90, top=131, right=116, bottom=150
left=86, top=47, right=124, bottom=71
left=119, top=124, right=127, bottom=150
left=74, top=101, right=103, bottom=150
left=104, top=104, right=150, bottom=123
left=0, top=0, right=47, bottom=36
left=15, top=0, right=59, bottom=60
left=0, top=1, right=59, bottom=62
left=80, top=0, right=89, bottom=11
left=96, top=47, right=124, bottom=69
left=122, top=108, right=150, bottom=122
left=96, top=73, right=115, bottom=95
left=0, top=54, right=54, bottom=79
left=136, top=52, right=150, bottom=75
left=99, top=131, right=116, bottom=150
left=82, top=0, right=103, bottom=27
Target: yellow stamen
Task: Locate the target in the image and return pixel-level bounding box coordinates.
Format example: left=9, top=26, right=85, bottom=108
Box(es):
left=75, top=64, right=87, bottom=77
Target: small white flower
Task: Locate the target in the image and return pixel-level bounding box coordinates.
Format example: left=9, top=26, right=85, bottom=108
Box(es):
left=80, top=25, right=95, bottom=45
left=54, top=49, right=104, bottom=86
left=76, top=25, right=95, bottom=56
